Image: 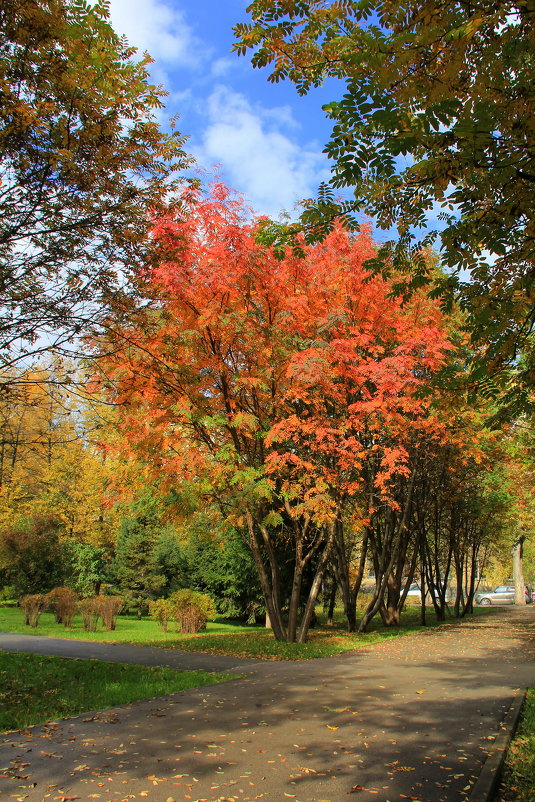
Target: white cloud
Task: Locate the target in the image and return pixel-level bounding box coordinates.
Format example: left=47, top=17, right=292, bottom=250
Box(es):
left=193, top=86, right=329, bottom=218
left=210, top=57, right=239, bottom=78
left=108, top=0, right=208, bottom=68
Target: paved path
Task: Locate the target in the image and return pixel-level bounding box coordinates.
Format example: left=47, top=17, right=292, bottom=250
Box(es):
left=0, top=632, right=264, bottom=674
left=1, top=608, right=534, bottom=802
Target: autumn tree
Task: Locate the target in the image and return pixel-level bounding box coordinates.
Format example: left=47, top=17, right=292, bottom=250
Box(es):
left=0, top=363, right=72, bottom=494
left=408, top=410, right=511, bottom=619
left=97, top=183, right=451, bottom=642
left=0, top=514, right=67, bottom=596
left=501, top=417, right=535, bottom=603
left=0, top=0, right=192, bottom=381
left=234, top=1, right=535, bottom=410
left=0, top=361, right=121, bottom=547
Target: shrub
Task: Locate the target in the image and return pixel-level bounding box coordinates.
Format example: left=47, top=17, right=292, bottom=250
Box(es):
left=95, top=596, right=123, bottom=631
left=46, top=587, right=78, bottom=627
left=0, top=585, right=15, bottom=602
left=149, top=598, right=174, bottom=631
left=20, top=594, right=47, bottom=627
left=169, top=589, right=216, bottom=634
left=77, top=598, right=100, bottom=632
left=76, top=595, right=123, bottom=631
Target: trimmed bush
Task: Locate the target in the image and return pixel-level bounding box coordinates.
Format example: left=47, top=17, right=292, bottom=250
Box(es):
left=46, top=587, right=78, bottom=627
left=77, top=598, right=100, bottom=632
left=148, top=591, right=216, bottom=634
left=20, top=594, right=47, bottom=627
left=96, top=596, right=123, bottom=631
left=169, top=589, right=216, bottom=634
left=76, top=596, right=123, bottom=631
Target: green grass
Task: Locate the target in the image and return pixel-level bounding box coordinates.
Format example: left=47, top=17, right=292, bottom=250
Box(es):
left=0, top=651, right=235, bottom=732
left=0, top=604, right=483, bottom=660
left=499, top=689, right=535, bottom=801
left=0, top=605, right=258, bottom=642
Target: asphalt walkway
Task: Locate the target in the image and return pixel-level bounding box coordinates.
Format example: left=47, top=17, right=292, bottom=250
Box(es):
left=1, top=607, right=534, bottom=802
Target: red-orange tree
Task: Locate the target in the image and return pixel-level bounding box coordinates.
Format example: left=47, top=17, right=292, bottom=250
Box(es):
left=97, top=184, right=451, bottom=642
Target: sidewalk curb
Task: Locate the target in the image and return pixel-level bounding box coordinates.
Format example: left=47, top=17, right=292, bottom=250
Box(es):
left=468, top=689, right=526, bottom=802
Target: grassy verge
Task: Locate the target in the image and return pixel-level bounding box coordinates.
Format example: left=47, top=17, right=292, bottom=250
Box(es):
left=0, top=651, right=235, bottom=732
left=0, top=604, right=485, bottom=660
left=498, top=689, right=535, bottom=801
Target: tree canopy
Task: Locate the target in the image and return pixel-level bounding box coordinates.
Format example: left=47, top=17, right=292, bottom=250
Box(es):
left=0, top=0, right=192, bottom=381
left=234, top=0, right=535, bottom=413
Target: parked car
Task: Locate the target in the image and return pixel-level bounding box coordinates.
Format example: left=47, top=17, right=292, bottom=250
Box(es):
left=405, top=582, right=423, bottom=600
left=404, top=582, right=451, bottom=602
left=476, top=585, right=531, bottom=605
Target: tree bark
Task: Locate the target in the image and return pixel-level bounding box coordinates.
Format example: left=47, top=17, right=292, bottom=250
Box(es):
left=513, top=535, right=526, bottom=605
left=297, top=522, right=336, bottom=643
left=326, top=574, right=337, bottom=626
left=419, top=534, right=426, bottom=627
left=287, top=546, right=303, bottom=643
left=245, top=510, right=286, bottom=640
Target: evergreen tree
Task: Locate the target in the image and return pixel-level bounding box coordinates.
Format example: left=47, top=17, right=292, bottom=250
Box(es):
left=154, top=529, right=188, bottom=596
left=183, top=524, right=263, bottom=621
left=112, top=505, right=165, bottom=617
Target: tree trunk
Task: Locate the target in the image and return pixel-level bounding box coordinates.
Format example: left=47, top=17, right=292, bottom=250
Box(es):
left=326, top=575, right=337, bottom=626
left=369, top=469, right=417, bottom=630
left=380, top=599, right=401, bottom=626
left=380, top=572, right=403, bottom=626
left=335, top=526, right=365, bottom=633
left=245, top=511, right=286, bottom=640
left=287, top=551, right=304, bottom=642
left=297, top=522, right=336, bottom=643
left=462, top=540, right=479, bottom=615
left=419, top=537, right=426, bottom=627
left=513, top=536, right=526, bottom=605
left=453, top=551, right=464, bottom=618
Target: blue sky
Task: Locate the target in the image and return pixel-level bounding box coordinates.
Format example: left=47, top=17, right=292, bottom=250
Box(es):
left=107, top=0, right=337, bottom=219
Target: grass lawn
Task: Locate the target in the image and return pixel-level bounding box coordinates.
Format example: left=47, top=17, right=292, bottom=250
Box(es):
left=0, top=651, right=235, bottom=732
left=0, top=603, right=485, bottom=660
left=499, top=689, right=535, bottom=801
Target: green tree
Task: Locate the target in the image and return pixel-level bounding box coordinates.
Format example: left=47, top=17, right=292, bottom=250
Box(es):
left=0, top=0, right=191, bottom=378
left=154, top=528, right=189, bottom=596
left=111, top=503, right=165, bottom=617
left=183, top=521, right=264, bottom=621
left=234, top=1, right=534, bottom=410
left=64, top=541, right=110, bottom=597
